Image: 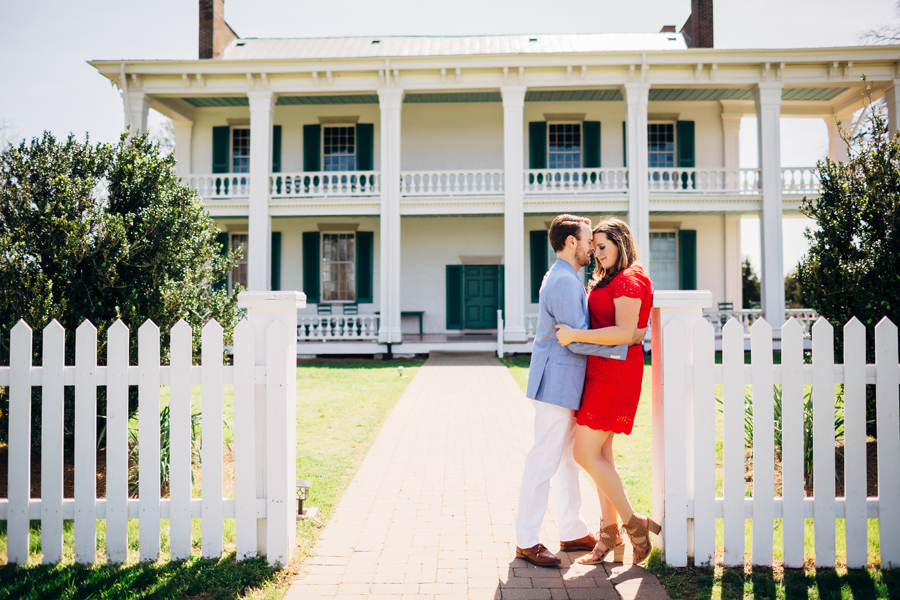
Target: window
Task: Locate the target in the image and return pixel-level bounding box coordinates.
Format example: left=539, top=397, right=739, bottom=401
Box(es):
left=648, top=123, right=675, bottom=169
left=322, top=233, right=356, bottom=302
left=323, top=126, right=356, bottom=171
left=232, top=128, right=250, bottom=173
left=230, top=233, right=248, bottom=291
left=649, top=231, right=678, bottom=290
left=548, top=123, right=581, bottom=169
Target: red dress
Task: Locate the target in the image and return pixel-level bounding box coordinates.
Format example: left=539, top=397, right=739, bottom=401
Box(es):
left=576, top=265, right=653, bottom=435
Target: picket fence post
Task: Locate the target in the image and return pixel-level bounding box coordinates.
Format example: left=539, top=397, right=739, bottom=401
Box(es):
left=651, top=290, right=712, bottom=567
left=238, top=291, right=306, bottom=566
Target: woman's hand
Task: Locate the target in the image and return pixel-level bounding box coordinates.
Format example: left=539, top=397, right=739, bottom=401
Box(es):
left=555, top=323, right=576, bottom=346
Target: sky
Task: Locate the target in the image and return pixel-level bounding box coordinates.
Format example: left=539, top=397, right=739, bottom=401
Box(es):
left=1, top=0, right=898, bottom=274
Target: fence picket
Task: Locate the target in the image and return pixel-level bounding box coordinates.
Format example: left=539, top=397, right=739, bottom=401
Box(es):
left=662, top=318, right=687, bottom=566
left=169, top=320, right=193, bottom=560
left=875, top=318, right=900, bottom=568
left=780, top=318, right=805, bottom=568
left=692, top=319, right=716, bottom=566
left=106, top=320, right=129, bottom=564
left=812, top=317, right=836, bottom=568
left=233, top=320, right=257, bottom=560
left=202, top=320, right=225, bottom=559
left=138, top=320, right=161, bottom=562
left=843, top=318, right=867, bottom=568
left=41, top=320, right=65, bottom=564
left=74, top=321, right=98, bottom=565
left=266, top=321, right=290, bottom=566
left=721, top=318, right=745, bottom=566
left=751, top=318, right=775, bottom=565
left=8, top=321, right=33, bottom=565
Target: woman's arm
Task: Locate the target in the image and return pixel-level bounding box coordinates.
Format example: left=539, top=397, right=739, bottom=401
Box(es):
left=556, top=296, right=641, bottom=346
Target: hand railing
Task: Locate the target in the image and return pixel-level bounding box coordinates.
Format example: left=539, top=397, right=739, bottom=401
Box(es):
left=297, top=315, right=379, bottom=341
left=270, top=172, right=381, bottom=197
left=524, top=168, right=628, bottom=194
left=188, top=174, right=250, bottom=198
left=400, top=170, right=504, bottom=196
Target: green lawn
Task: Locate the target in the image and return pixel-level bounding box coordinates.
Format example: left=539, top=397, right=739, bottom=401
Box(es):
left=500, top=354, right=893, bottom=599
left=0, top=359, right=423, bottom=600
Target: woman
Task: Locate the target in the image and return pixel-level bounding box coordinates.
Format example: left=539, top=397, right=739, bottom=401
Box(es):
left=555, top=217, right=659, bottom=565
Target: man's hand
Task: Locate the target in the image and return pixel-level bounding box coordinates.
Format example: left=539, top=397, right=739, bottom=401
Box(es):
left=630, top=326, right=648, bottom=346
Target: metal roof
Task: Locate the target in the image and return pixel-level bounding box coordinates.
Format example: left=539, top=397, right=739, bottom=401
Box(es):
left=220, top=33, right=688, bottom=60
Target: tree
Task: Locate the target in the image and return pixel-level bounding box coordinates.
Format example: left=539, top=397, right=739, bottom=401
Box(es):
left=784, top=269, right=806, bottom=308
left=796, top=80, right=899, bottom=437
left=741, top=257, right=761, bottom=309
left=860, top=0, right=900, bottom=44
left=0, top=131, right=242, bottom=450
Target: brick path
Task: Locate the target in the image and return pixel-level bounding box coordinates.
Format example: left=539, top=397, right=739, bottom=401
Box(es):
left=286, top=352, right=670, bottom=600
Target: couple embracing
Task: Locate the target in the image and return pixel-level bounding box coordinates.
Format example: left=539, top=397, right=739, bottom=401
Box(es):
left=515, top=214, right=659, bottom=568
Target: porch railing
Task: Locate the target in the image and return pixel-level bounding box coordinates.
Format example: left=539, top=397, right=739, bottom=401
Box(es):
left=524, top=168, right=628, bottom=194
left=781, top=167, right=821, bottom=194
left=400, top=170, right=504, bottom=196
left=188, top=175, right=250, bottom=199
left=648, top=168, right=761, bottom=193
left=702, top=308, right=819, bottom=335
left=297, top=315, right=380, bottom=341
left=270, top=171, right=381, bottom=197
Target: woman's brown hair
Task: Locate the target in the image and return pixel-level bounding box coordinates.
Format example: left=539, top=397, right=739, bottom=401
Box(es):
left=587, top=217, right=640, bottom=290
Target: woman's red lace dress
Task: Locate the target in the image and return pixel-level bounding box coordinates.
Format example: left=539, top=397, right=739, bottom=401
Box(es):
left=576, top=265, right=653, bottom=435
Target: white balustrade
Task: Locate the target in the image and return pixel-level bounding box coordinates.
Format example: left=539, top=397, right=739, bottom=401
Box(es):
left=297, top=315, right=380, bottom=341
left=524, top=314, right=539, bottom=338
left=703, top=308, right=819, bottom=335
left=781, top=168, right=821, bottom=194
left=647, top=168, right=761, bottom=193
left=524, top=168, right=628, bottom=194
left=400, top=170, right=504, bottom=196
left=270, top=171, right=381, bottom=198
left=188, top=174, right=250, bottom=199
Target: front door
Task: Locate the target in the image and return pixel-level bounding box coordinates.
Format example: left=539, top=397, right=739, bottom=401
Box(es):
left=464, top=265, right=499, bottom=328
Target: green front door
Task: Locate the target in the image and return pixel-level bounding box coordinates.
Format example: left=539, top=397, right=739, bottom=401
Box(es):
left=464, top=265, right=499, bottom=328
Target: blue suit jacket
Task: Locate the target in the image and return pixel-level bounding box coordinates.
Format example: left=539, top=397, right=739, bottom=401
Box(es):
left=525, top=259, right=628, bottom=411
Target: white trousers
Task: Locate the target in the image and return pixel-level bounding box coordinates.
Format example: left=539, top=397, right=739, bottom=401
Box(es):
left=515, top=400, right=589, bottom=549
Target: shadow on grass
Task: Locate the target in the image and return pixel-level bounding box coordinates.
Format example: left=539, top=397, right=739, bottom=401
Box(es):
left=0, top=552, right=279, bottom=600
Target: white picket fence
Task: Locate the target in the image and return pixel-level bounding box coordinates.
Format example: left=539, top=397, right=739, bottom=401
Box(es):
left=652, top=290, right=900, bottom=569
left=0, top=291, right=305, bottom=567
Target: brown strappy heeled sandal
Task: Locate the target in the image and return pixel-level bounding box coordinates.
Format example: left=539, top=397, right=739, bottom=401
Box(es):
left=623, top=512, right=661, bottom=564
left=577, top=521, right=625, bottom=565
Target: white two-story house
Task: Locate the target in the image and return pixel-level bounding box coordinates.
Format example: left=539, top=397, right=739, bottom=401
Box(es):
left=89, top=0, right=900, bottom=355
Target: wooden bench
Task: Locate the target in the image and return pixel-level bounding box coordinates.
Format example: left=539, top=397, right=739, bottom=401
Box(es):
left=401, top=311, right=425, bottom=337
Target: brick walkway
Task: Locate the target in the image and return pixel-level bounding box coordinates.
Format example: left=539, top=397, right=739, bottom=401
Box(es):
left=286, top=352, right=670, bottom=600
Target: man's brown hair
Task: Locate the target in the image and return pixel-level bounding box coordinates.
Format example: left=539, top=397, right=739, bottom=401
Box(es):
left=587, top=217, right=640, bottom=290
left=548, top=214, right=591, bottom=252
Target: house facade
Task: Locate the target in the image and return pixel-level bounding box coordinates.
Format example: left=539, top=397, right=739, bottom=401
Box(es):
left=89, top=1, right=900, bottom=355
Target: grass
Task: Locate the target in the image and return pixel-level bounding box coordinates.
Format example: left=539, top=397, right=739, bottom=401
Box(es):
left=500, top=353, right=893, bottom=599
left=0, top=358, right=423, bottom=600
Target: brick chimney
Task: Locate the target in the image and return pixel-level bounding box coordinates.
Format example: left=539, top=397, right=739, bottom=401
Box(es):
left=681, top=0, right=713, bottom=48
left=199, top=0, right=238, bottom=59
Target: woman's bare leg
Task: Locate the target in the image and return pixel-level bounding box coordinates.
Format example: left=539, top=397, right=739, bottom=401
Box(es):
left=597, top=432, right=618, bottom=528
left=573, top=425, right=634, bottom=521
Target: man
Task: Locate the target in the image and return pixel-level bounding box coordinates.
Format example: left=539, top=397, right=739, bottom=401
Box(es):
left=514, top=214, right=644, bottom=567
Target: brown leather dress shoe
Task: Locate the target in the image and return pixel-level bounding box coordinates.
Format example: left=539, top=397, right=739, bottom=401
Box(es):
left=515, top=543, right=561, bottom=567
left=559, top=532, right=599, bottom=552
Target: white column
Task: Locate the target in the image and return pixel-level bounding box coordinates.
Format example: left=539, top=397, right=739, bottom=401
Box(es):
left=885, top=80, right=900, bottom=138
left=247, top=91, right=275, bottom=291
left=754, top=82, right=786, bottom=327
left=624, top=83, right=650, bottom=257
left=238, top=291, right=306, bottom=563
left=826, top=113, right=853, bottom=163
left=724, top=214, right=742, bottom=308
left=378, top=88, right=404, bottom=344
left=172, top=121, right=193, bottom=180
left=501, top=86, right=527, bottom=342
left=124, top=91, right=151, bottom=136
left=721, top=113, right=741, bottom=170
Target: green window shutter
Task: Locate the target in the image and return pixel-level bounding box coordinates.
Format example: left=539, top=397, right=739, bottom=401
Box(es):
left=272, top=125, right=282, bottom=173
left=446, top=265, right=464, bottom=330
left=303, top=124, right=321, bottom=172
left=213, top=231, right=229, bottom=291
left=529, top=230, right=549, bottom=303
left=356, top=123, right=374, bottom=171
left=498, top=265, right=505, bottom=321
left=302, top=231, right=320, bottom=303
left=676, top=120, right=695, bottom=167
left=583, top=121, right=601, bottom=168
left=622, top=121, right=627, bottom=167
left=678, top=229, right=697, bottom=290
left=271, top=231, right=281, bottom=291
left=356, top=231, right=374, bottom=303
left=528, top=122, right=547, bottom=169
left=213, top=126, right=230, bottom=173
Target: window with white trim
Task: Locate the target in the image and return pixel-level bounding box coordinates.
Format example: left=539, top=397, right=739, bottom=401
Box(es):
left=548, top=123, right=582, bottom=169
left=231, top=128, right=250, bottom=173
left=322, top=233, right=356, bottom=302
left=230, top=233, right=248, bottom=292
left=648, top=123, right=675, bottom=169
left=648, top=231, right=678, bottom=291
left=323, top=126, right=356, bottom=171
